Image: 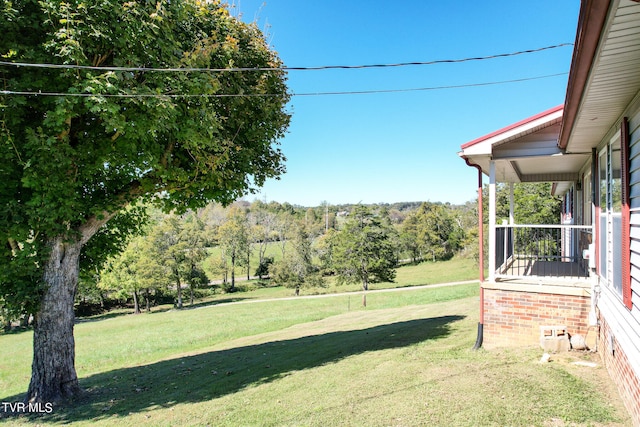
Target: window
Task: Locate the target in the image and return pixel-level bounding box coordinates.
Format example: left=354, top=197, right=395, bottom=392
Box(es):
left=598, top=150, right=608, bottom=280
left=598, top=136, right=622, bottom=295
left=598, top=120, right=632, bottom=309
left=583, top=170, right=592, bottom=225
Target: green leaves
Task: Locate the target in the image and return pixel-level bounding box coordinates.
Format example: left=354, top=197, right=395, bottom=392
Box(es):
left=329, top=206, right=398, bottom=290
left=483, top=183, right=561, bottom=225
left=401, top=202, right=465, bottom=262
left=0, top=0, right=289, bottom=315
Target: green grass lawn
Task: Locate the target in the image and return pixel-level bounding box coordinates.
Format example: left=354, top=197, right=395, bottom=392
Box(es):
left=0, top=284, right=629, bottom=426
left=0, top=259, right=631, bottom=426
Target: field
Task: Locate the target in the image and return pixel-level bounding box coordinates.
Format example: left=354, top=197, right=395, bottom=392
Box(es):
left=0, top=259, right=631, bottom=426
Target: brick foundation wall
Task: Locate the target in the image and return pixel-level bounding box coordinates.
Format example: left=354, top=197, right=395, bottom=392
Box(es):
left=598, top=315, right=640, bottom=426
left=483, top=287, right=591, bottom=348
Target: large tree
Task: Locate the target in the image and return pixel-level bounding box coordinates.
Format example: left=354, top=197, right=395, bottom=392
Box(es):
left=0, top=0, right=290, bottom=403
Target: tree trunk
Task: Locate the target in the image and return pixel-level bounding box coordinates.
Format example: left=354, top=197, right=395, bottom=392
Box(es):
left=132, top=290, right=140, bottom=314
left=230, top=253, right=236, bottom=292
left=26, top=213, right=112, bottom=404
left=2, top=307, right=11, bottom=332
left=258, top=242, right=266, bottom=279
left=27, top=236, right=83, bottom=404
left=362, top=280, right=368, bottom=307
left=20, top=314, right=29, bottom=327
left=173, top=265, right=183, bottom=308
left=176, top=277, right=183, bottom=309
left=247, top=248, right=251, bottom=281
left=144, top=288, right=151, bottom=312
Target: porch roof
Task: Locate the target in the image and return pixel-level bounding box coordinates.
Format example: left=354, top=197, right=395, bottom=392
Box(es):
left=458, top=106, right=590, bottom=184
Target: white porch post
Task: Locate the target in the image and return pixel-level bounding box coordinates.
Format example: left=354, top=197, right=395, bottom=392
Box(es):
left=489, top=160, right=496, bottom=281
left=509, top=182, right=515, bottom=225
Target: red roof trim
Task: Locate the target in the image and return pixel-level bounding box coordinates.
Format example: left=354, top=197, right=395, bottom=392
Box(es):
left=461, top=105, right=564, bottom=150
left=558, top=0, right=611, bottom=149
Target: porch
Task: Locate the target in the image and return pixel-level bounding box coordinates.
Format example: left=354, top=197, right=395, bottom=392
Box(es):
left=459, top=105, right=595, bottom=348
left=482, top=223, right=593, bottom=347
left=494, top=224, right=592, bottom=285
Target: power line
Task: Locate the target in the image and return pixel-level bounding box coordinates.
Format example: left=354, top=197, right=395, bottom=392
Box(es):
left=294, top=73, right=568, bottom=96
left=286, top=44, right=573, bottom=71
left=0, top=72, right=568, bottom=98
left=0, top=43, right=572, bottom=73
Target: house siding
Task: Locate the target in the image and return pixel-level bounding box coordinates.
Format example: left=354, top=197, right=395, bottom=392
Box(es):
left=597, top=296, right=640, bottom=426
left=482, top=287, right=591, bottom=348
left=597, top=104, right=640, bottom=426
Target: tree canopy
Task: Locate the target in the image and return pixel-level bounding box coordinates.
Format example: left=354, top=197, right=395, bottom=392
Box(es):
left=484, top=183, right=561, bottom=225
left=329, top=206, right=397, bottom=306
left=0, top=0, right=289, bottom=403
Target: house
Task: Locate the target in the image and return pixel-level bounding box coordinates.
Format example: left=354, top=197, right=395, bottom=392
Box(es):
left=459, top=0, right=640, bottom=424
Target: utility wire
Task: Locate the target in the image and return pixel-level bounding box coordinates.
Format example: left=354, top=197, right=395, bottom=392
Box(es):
left=0, top=43, right=573, bottom=73
left=0, top=72, right=568, bottom=98
left=294, top=73, right=568, bottom=96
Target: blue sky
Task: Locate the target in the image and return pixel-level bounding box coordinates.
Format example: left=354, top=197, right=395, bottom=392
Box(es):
left=233, top=1, right=580, bottom=207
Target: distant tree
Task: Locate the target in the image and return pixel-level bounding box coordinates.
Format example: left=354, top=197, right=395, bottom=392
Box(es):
left=1, top=305, right=11, bottom=332
left=304, top=207, right=325, bottom=236
left=271, top=223, right=323, bottom=295
left=255, top=256, right=274, bottom=278
left=410, top=202, right=464, bottom=262
left=274, top=211, right=294, bottom=257
left=148, top=212, right=209, bottom=308
left=450, top=201, right=481, bottom=261
left=179, top=213, right=210, bottom=305
left=482, top=183, right=561, bottom=225
left=199, top=204, right=228, bottom=241
left=152, top=216, right=187, bottom=308
left=400, top=213, right=422, bottom=263
left=316, top=228, right=338, bottom=276
left=248, top=204, right=278, bottom=279
left=512, top=183, right=562, bottom=224
left=217, top=206, right=250, bottom=292
left=99, top=236, right=169, bottom=313
left=76, top=266, right=107, bottom=311
left=205, top=253, right=229, bottom=288
left=330, top=206, right=397, bottom=306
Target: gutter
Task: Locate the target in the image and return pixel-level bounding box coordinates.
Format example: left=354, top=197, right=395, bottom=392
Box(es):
left=463, top=156, right=485, bottom=349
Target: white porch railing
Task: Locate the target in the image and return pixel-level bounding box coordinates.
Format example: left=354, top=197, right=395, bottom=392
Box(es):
left=494, top=224, right=592, bottom=280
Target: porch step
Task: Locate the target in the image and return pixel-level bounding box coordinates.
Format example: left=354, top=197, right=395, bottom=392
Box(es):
left=539, top=325, right=571, bottom=352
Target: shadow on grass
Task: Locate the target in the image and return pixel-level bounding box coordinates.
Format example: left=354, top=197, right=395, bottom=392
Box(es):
left=74, top=297, right=253, bottom=324
left=5, top=314, right=464, bottom=423
left=176, top=297, right=252, bottom=311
